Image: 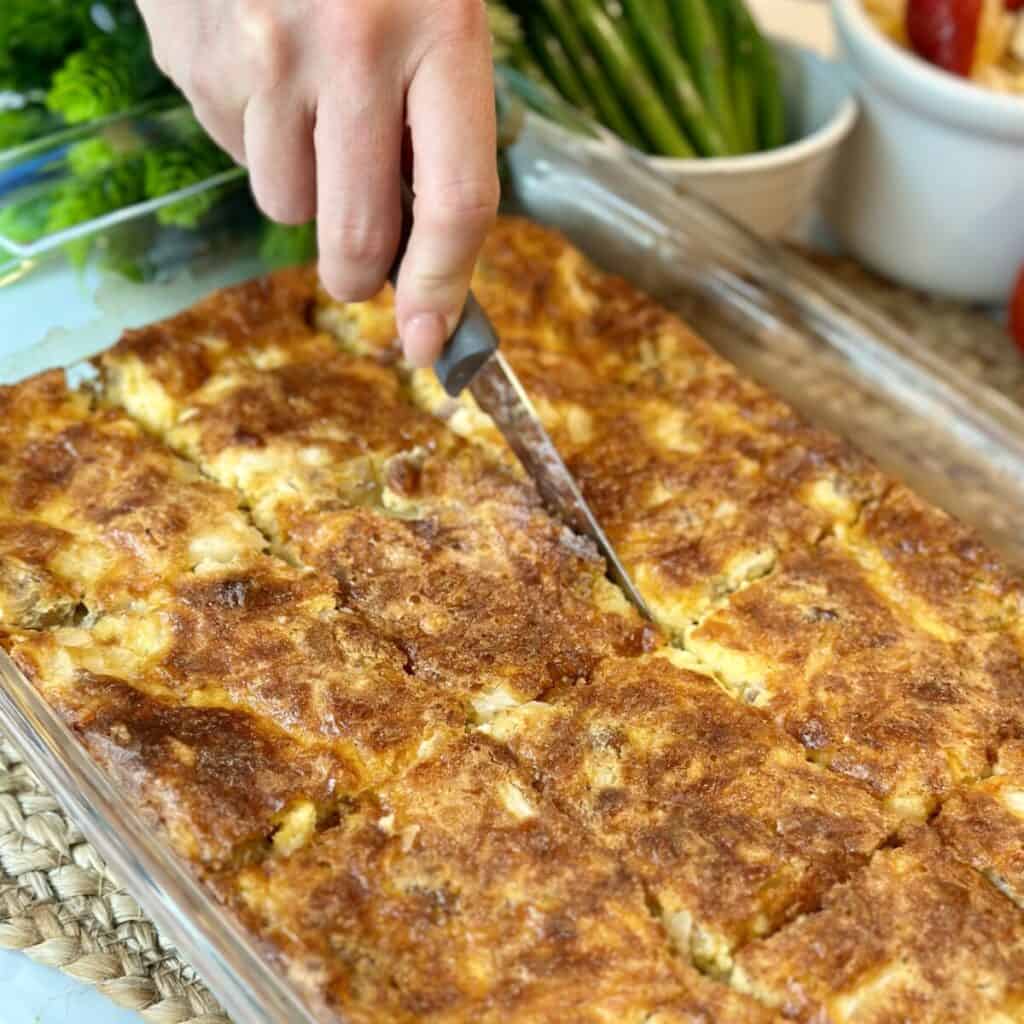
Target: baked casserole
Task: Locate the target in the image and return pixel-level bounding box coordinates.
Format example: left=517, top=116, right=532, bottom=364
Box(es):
left=1, top=218, right=1022, bottom=1023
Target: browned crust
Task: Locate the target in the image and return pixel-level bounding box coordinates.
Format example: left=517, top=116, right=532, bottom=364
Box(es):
left=1, top=217, right=1020, bottom=1022
left=6, top=559, right=461, bottom=812
left=222, top=731, right=769, bottom=1024
left=289, top=493, right=654, bottom=707
left=485, top=654, right=892, bottom=963
left=843, top=483, right=1024, bottom=633
left=936, top=740, right=1024, bottom=908
left=105, top=266, right=323, bottom=402
left=7, top=634, right=349, bottom=867
left=689, top=541, right=1006, bottom=817
left=734, top=829, right=1024, bottom=1022
left=0, top=370, right=265, bottom=624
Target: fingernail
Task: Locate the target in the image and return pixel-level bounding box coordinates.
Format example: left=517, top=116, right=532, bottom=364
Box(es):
left=402, top=313, right=447, bottom=368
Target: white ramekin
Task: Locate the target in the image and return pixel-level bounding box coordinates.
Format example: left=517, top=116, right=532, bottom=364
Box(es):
left=646, top=38, right=858, bottom=238
left=826, top=0, right=1024, bottom=302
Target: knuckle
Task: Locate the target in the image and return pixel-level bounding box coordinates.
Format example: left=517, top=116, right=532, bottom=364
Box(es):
left=426, top=175, right=500, bottom=230
left=319, top=222, right=394, bottom=300
left=434, top=0, right=487, bottom=46
left=236, top=0, right=291, bottom=81
left=322, top=3, right=390, bottom=64
left=318, top=261, right=385, bottom=303
left=329, top=222, right=394, bottom=269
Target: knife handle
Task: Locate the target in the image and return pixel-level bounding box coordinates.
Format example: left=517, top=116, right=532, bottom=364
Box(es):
left=387, top=179, right=498, bottom=398
left=433, top=293, right=499, bottom=397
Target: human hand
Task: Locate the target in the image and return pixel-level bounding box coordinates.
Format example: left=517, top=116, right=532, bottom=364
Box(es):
left=136, top=0, right=500, bottom=366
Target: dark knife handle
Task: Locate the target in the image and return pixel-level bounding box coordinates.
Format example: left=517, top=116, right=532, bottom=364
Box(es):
left=387, top=179, right=498, bottom=398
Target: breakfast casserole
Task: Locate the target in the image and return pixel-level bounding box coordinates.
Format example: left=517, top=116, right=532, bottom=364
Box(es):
left=1, top=217, right=1023, bottom=1022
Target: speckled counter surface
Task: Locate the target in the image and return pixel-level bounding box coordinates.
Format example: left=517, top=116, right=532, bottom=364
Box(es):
left=798, top=248, right=1022, bottom=408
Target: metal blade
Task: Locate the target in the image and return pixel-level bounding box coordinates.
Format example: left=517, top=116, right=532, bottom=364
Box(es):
left=469, top=352, right=653, bottom=621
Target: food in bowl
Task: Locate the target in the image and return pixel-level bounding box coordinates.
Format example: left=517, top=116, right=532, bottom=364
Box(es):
left=864, top=0, right=1024, bottom=92
left=501, top=0, right=787, bottom=156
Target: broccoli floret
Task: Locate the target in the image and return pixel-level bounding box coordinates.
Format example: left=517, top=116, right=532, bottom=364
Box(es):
left=260, top=220, right=318, bottom=269
left=66, top=136, right=123, bottom=175
left=143, top=136, right=234, bottom=228
left=45, top=158, right=146, bottom=265
left=0, top=104, right=58, bottom=150
left=47, top=27, right=168, bottom=123
left=0, top=1, right=90, bottom=91
left=0, top=191, right=56, bottom=246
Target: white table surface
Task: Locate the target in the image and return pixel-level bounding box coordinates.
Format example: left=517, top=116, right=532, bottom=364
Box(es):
left=0, top=2, right=834, bottom=1019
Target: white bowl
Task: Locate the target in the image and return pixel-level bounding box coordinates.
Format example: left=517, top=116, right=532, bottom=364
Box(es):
left=827, top=0, right=1024, bottom=302
left=646, top=38, right=858, bottom=238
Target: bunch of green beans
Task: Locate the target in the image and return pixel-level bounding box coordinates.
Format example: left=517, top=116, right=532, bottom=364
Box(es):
left=507, top=0, right=787, bottom=158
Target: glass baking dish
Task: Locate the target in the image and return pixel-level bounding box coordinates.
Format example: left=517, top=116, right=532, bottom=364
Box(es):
left=2, top=70, right=1024, bottom=1024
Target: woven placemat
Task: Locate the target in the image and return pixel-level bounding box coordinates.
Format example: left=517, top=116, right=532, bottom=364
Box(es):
left=1, top=257, right=1019, bottom=1023
left=0, top=738, right=229, bottom=1023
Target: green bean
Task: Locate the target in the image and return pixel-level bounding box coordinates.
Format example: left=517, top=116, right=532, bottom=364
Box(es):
left=568, top=0, right=695, bottom=157
left=524, top=9, right=597, bottom=115
left=755, top=34, right=787, bottom=149
left=717, top=0, right=757, bottom=151
left=536, top=0, right=647, bottom=149
left=668, top=0, right=741, bottom=153
left=622, top=0, right=729, bottom=156
left=643, top=0, right=675, bottom=36
left=508, top=39, right=553, bottom=89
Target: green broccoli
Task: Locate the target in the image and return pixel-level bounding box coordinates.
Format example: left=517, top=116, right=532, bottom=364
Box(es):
left=0, top=192, right=56, bottom=246
left=260, top=221, right=318, bottom=269
left=66, top=136, right=123, bottom=175
left=45, top=158, right=147, bottom=266
left=0, top=1, right=90, bottom=91
left=47, top=27, right=168, bottom=123
left=143, top=136, right=234, bottom=228
left=0, top=105, right=58, bottom=151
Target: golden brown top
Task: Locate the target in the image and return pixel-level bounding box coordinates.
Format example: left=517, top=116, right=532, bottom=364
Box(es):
left=99, top=276, right=652, bottom=715
left=102, top=267, right=325, bottom=425
left=734, top=829, right=1024, bottom=1023
left=289, top=445, right=654, bottom=715
left=3, top=216, right=1022, bottom=1023
left=0, top=370, right=264, bottom=627
left=227, top=730, right=771, bottom=1024
left=9, top=560, right=457, bottom=806
left=689, top=540, right=1006, bottom=821
left=8, top=629, right=348, bottom=867
left=394, top=219, right=889, bottom=634
left=483, top=652, right=892, bottom=972
left=841, top=483, right=1024, bottom=638
left=165, top=353, right=448, bottom=544
left=937, top=740, right=1024, bottom=908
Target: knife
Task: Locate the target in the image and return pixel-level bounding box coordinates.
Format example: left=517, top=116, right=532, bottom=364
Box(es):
left=388, top=182, right=652, bottom=621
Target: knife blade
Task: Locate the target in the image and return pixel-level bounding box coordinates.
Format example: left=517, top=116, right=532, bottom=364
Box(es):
left=388, top=182, right=652, bottom=621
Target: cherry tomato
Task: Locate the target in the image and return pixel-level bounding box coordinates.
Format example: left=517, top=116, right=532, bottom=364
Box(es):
left=906, top=0, right=983, bottom=76
left=1010, top=266, right=1024, bottom=355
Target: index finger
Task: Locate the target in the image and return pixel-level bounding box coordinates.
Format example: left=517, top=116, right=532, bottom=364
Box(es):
left=395, top=4, right=500, bottom=367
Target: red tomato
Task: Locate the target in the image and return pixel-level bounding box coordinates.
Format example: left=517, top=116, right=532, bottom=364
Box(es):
left=906, top=0, right=983, bottom=76
left=1005, top=0, right=1023, bottom=11
left=1011, top=266, right=1024, bottom=354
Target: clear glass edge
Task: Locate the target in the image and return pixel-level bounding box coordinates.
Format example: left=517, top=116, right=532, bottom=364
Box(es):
left=2, top=66, right=1024, bottom=1024
left=0, top=95, right=184, bottom=171
left=0, top=650, right=319, bottom=1024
